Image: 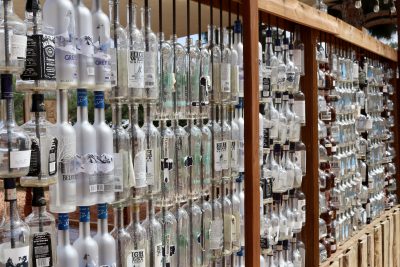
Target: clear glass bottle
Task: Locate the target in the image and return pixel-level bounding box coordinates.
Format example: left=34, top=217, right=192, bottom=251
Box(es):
left=210, top=187, right=224, bottom=259
left=43, top=0, right=77, bottom=89
left=233, top=20, right=243, bottom=98
left=207, top=25, right=221, bottom=104
left=74, top=89, right=97, bottom=206
left=49, top=90, right=76, bottom=213
left=172, top=205, right=190, bottom=267
left=155, top=206, right=176, bottom=267
left=159, top=33, right=174, bottom=120
left=222, top=185, right=234, bottom=256
left=159, top=119, right=176, bottom=203
left=221, top=106, right=232, bottom=180
left=284, top=37, right=297, bottom=93
left=171, top=34, right=187, bottom=118
left=93, top=203, right=116, bottom=267
left=173, top=120, right=189, bottom=202
left=186, top=121, right=202, bottom=197
left=72, top=207, right=99, bottom=267
left=20, top=93, right=58, bottom=187
left=209, top=106, right=222, bottom=183
left=199, top=39, right=210, bottom=110
left=230, top=110, right=240, bottom=178
left=141, top=7, right=158, bottom=103
left=110, top=207, right=131, bottom=267
left=187, top=38, right=201, bottom=117
left=200, top=120, right=212, bottom=194
left=127, top=2, right=144, bottom=100
left=0, top=74, right=31, bottom=178
left=275, top=38, right=287, bottom=92
left=109, top=0, right=128, bottom=100
left=91, top=0, right=112, bottom=91
left=0, top=179, right=30, bottom=266
left=293, top=26, right=305, bottom=76
left=56, top=214, right=79, bottom=267
left=235, top=105, right=245, bottom=173
left=25, top=187, right=57, bottom=267
left=184, top=201, right=203, bottom=267
left=230, top=30, right=239, bottom=105
left=220, top=28, right=232, bottom=103
left=200, top=198, right=212, bottom=266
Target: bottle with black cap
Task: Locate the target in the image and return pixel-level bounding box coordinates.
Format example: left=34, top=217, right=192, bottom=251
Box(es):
left=25, top=187, right=57, bottom=266
left=0, top=179, right=30, bottom=266
left=21, top=93, right=58, bottom=187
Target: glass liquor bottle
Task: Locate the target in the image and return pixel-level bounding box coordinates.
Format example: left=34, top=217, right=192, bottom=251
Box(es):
left=173, top=120, right=189, bottom=202
left=49, top=89, right=76, bottom=213
left=275, top=37, right=287, bottom=92
left=0, top=179, right=30, bottom=266
left=274, top=92, right=287, bottom=144
left=200, top=197, right=212, bottom=266
left=72, top=207, right=99, bottom=267
left=220, top=28, right=232, bottom=103
left=154, top=206, right=176, bottom=267
left=186, top=120, right=202, bottom=197
left=159, top=119, right=176, bottom=203
left=284, top=37, right=297, bottom=93
left=230, top=109, right=240, bottom=178
left=207, top=25, right=221, bottom=104
left=275, top=194, right=289, bottom=241
left=110, top=207, right=131, bottom=267
left=129, top=104, right=147, bottom=198
left=25, top=188, right=57, bottom=267
left=109, top=0, right=128, bottom=100
left=235, top=105, right=245, bottom=173
left=74, top=89, right=97, bottom=206
left=200, top=119, right=212, bottom=193
left=263, top=27, right=273, bottom=101
left=91, top=0, right=112, bottom=91
left=183, top=201, right=203, bottom=267
left=210, top=187, right=224, bottom=259
left=171, top=34, right=187, bottom=118
left=293, top=26, right=304, bottom=76
left=142, top=104, right=161, bottom=195
left=221, top=106, right=232, bottom=180
left=0, top=74, right=31, bottom=178
left=290, top=142, right=303, bottom=189
left=43, top=0, right=77, bottom=89
left=230, top=30, right=239, bottom=105
left=141, top=7, right=158, bottom=103
left=222, top=185, right=234, bottom=256
left=282, top=142, right=295, bottom=190
left=93, top=203, right=116, bottom=267
left=187, top=38, right=201, bottom=117
left=171, top=205, right=190, bottom=267
left=127, top=2, right=144, bottom=101
left=20, top=93, right=58, bottom=187
left=73, top=0, right=95, bottom=89
left=142, top=199, right=163, bottom=267
left=232, top=20, right=243, bottom=98
left=56, top=214, right=79, bottom=267
left=93, top=91, right=115, bottom=204
left=209, top=106, right=222, bottom=182
left=199, top=39, right=210, bottom=110
left=159, top=33, right=174, bottom=120
left=125, top=202, right=148, bottom=267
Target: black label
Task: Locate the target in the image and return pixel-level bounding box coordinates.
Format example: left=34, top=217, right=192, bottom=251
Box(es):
left=264, top=178, right=273, bottom=199
left=32, top=232, right=53, bottom=267
left=260, top=237, right=269, bottom=249
left=262, top=77, right=271, bottom=97
left=263, top=128, right=270, bottom=149
left=21, top=34, right=56, bottom=81
left=48, top=138, right=58, bottom=176
left=28, top=138, right=40, bottom=176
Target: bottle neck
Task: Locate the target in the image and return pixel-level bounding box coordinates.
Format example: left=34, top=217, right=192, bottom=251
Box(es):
left=109, top=0, right=120, bottom=25
left=112, top=103, right=123, bottom=126
left=31, top=206, right=47, bottom=216
left=58, top=228, right=70, bottom=246
left=143, top=104, right=154, bottom=124
left=31, top=111, right=46, bottom=121
left=130, top=104, right=139, bottom=125
left=4, top=199, right=20, bottom=223
left=234, top=32, right=241, bottom=44
left=208, top=26, right=215, bottom=45
left=131, top=206, right=141, bottom=224
left=141, top=7, right=151, bottom=31
left=128, top=4, right=138, bottom=29
left=77, top=105, right=88, bottom=123
left=57, top=90, right=69, bottom=123
left=92, top=0, right=102, bottom=12
left=95, top=107, right=105, bottom=124
left=113, top=208, right=125, bottom=229
left=97, top=218, right=108, bottom=234
left=79, top=221, right=91, bottom=237
left=3, top=0, right=14, bottom=14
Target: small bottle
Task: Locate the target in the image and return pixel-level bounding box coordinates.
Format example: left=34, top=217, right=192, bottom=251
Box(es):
left=93, top=203, right=116, bottom=267
left=56, top=214, right=79, bottom=267
left=25, top=188, right=57, bottom=267
left=72, top=207, right=99, bottom=267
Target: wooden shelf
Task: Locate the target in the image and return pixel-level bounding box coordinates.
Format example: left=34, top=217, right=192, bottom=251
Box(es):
left=258, top=0, right=397, bottom=61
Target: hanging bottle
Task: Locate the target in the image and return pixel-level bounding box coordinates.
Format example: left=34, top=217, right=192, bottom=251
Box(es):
left=159, top=32, right=174, bottom=119
left=142, top=199, right=163, bottom=267
left=207, top=25, right=221, bottom=104
left=183, top=201, right=203, bottom=267
left=56, top=214, right=79, bottom=267
left=187, top=37, right=201, bottom=118
left=171, top=34, right=187, bottom=118
left=220, top=28, right=232, bottom=103
left=233, top=20, right=243, bottom=98
left=110, top=207, right=131, bottom=267
left=93, top=203, right=116, bottom=267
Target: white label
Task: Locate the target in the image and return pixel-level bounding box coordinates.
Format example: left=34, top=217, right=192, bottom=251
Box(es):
left=97, top=153, right=114, bottom=173
left=128, top=50, right=145, bottom=88
left=145, top=149, right=155, bottom=185
left=134, top=150, right=147, bottom=187
left=11, top=34, right=27, bottom=60
left=77, top=153, right=97, bottom=175
left=214, top=141, right=222, bottom=171
left=10, top=150, right=31, bottom=168
left=113, top=153, right=124, bottom=192
left=293, top=100, right=306, bottom=124
left=209, top=219, right=223, bottom=250
left=144, top=51, right=156, bottom=87
left=221, top=141, right=229, bottom=170
left=154, top=243, right=162, bottom=267
left=3, top=246, right=29, bottom=266
left=126, top=249, right=146, bottom=267
left=221, top=63, right=231, bottom=92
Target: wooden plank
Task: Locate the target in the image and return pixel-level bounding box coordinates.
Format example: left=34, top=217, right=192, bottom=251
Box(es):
left=382, top=219, right=390, bottom=267
left=359, top=236, right=368, bottom=267
left=243, top=0, right=260, bottom=266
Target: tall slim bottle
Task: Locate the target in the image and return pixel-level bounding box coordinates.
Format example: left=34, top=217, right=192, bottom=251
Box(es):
left=142, top=199, right=163, bottom=267
left=220, top=28, right=232, bottom=103
left=159, top=33, right=174, bottom=119
left=207, top=25, right=221, bottom=104
left=0, top=179, right=30, bottom=266
left=72, top=207, right=99, bottom=267
left=159, top=120, right=176, bottom=203
left=93, top=203, right=116, bottom=267
left=185, top=120, right=202, bottom=198
left=49, top=90, right=76, bottom=213
left=110, top=207, right=131, bottom=267
left=171, top=34, right=187, bottom=118
left=74, top=89, right=97, bottom=206
left=183, top=201, right=203, bottom=267
left=171, top=205, right=189, bottom=267
left=173, top=120, right=189, bottom=202
left=94, top=91, right=115, bottom=204
left=155, top=206, right=177, bottom=267
left=187, top=38, right=201, bottom=117
left=233, top=20, right=243, bottom=98
left=56, top=214, right=79, bottom=267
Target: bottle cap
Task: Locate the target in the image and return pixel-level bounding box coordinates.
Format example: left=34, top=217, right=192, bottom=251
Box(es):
left=32, top=187, right=46, bottom=207
left=3, top=178, right=16, bottom=189
left=31, top=93, right=46, bottom=112
left=97, top=203, right=108, bottom=219
left=1, top=74, right=13, bottom=99
left=266, top=29, right=272, bottom=38
left=234, top=20, right=242, bottom=34
left=94, top=91, right=105, bottom=109
left=79, top=206, right=90, bottom=222
left=77, top=89, right=88, bottom=107
left=58, top=213, right=69, bottom=230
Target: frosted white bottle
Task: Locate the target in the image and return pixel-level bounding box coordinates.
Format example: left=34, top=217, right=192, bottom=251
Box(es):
left=73, top=0, right=95, bottom=88
left=43, top=0, right=78, bottom=89
left=73, top=207, right=99, bottom=267
left=74, top=89, right=98, bottom=206
left=93, top=91, right=115, bottom=204
left=57, top=214, right=79, bottom=267
left=94, top=203, right=116, bottom=267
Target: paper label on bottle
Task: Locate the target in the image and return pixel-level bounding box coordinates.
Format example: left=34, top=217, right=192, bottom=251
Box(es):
left=221, top=141, right=229, bottom=170
left=293, top=100, right=306, bottom=124
left=126, top=249, right=146, bottom=267
left=10, top=150, right=31, bottom=169
left=154, top=243, right=163, bottom=267
left=214, top=141, right=222, bottom=172
left=4, top=246, right=29, bottom=266
left=27, top=138, right=40, bottom=176
left=209, top=219, right=223, bottom=250
left=144, top=51, right=156, bottom=87
left=145, top=149, right=155, bottom=185
left=77, top=36, right=94, bottom=56
left=60, top=158, right=77, bottom=183
left=32, top=232, right=53, bottom=267
left=128, top=50, right=145, bottom=88
left=231, top=140, right=238, bottom=171
left=0, top=30, right=13, bottom=61
left=97, top=153, right=114, bottom=173
left=11, top=34, right=27, bottom=60
left=113, top=153, right=124, bottom=192
left=94, top=50, right=112, bottom=85
left=77, top=153, right=97, bottom=175
left=221, top=63, right=231, bottom=92
left=134, top=150, right=147, bottom=188
left=55, top=35, right=78, bottom=85
left=48, top=138, right=58, bottom=176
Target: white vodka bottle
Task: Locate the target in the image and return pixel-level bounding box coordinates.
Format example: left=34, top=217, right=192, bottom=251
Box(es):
left=74, top=89, right=98, bottom=206
left=73, top=0, right=95, bottom=89
left=73, top=207, right=99, bottom=267
left=233, top=20, right=243, bottom=98
left=49, top=90, right=77, bottom=214
left=43, top=0, right=78, bottom=89
left=93, top=203, right=116, bottom=267
left=91, top=0, right=112, bottom=91
left=56, top=214, right=79, bottom=267
left=93, top=91, right=115, bottom=204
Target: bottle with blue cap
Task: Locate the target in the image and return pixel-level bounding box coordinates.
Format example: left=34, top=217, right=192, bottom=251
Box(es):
left=56, top=213, right=79, bottom=267
left=74, top=89, right=98, bottom=206
left=93, top=203, right=116, bottom=267
left=93, top=91, right=115, bottom=204
left=73, top=206, right=99, bottom=267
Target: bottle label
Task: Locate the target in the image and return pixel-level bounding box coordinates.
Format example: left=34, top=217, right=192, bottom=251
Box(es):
left=3, top=246, right=29, bottom=266
left=96, top=153, right=114, bottom=173
left=209, top=219, right=223, bottom=250
left=77, top=153, right=97, bottom=175
left=134, top=150, right=147, bottom=188
left=32, top=232, right=53, bottom=267
left=221, top=141, right=229, bottom=170
left=221, top=63, right=231, bottom=92
left=293, top=100, right=306, bottom=124
left=162, top=235, right=176, bottom=264
left=21, top=34, right=56, bottom=81
left=11, top=34, right=28, bottom=61
left=113, top=153, right=124, bottom=192
left=28, top=138, right=40, bottom=176
left=126, top=249, right=146, bottom=267
left=55, top=35, right=77, bottom=85
left=10, top=150, right=31, bottom=169
left=144, top=51, right=156, bottom=87
left=128, top=50, right=145, bottom=88
left=154, top=243, right=163, bottom=267
left=214, top=141, right=222, bottom=172
left=60, top=158, right=77, bottom=183
left=145, top=149, right=155, bottom=185
left=47, top=138, right=58, bottom=176
left=94, top=47, right=112, bottom=86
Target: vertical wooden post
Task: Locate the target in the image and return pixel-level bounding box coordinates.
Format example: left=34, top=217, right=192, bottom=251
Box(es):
left=243, top=0, right=260, bottom=266
left=395, top=0, right=400, bottom=199
left=300, top=27, right=320, bottom=267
